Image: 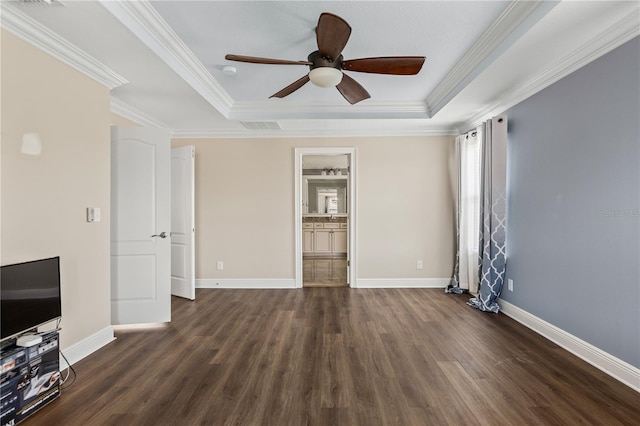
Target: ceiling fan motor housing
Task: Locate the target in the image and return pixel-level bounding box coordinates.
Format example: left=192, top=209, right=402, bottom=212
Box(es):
left=308, top=51, right=343, bottom=70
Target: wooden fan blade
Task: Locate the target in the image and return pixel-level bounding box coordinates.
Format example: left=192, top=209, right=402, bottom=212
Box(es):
left=336, top=74, right=370, bottom=105
left=342, top=56, right=425, bottom=75
left=316, top=13, right=351, bottom=60
left=225, top=54, right=312, bottom=66
left=270, top=75, right=311, bottom=98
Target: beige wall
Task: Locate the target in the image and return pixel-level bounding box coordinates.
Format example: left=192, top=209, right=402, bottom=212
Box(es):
left=1, top=31, right=112, bottom=349
left=357, top=137, right=456, bottom=278
left=172, top=136, right=456, bottom=280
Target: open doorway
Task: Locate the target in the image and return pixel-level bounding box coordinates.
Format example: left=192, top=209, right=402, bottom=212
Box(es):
left=295, top=148, right=356, bottom=288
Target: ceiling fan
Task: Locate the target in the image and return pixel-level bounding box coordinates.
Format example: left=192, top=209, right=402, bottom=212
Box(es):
left=225, top=12, right=425, bottom=104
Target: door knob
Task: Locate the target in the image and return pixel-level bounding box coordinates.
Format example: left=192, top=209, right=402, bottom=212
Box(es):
left=151, top=232, right=168, bottom=239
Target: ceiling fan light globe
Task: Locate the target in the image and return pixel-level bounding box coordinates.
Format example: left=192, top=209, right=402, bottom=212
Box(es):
left=309, top=67, right=343, bottom=88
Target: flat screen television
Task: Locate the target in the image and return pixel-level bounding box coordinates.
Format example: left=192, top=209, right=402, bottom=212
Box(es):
left=1, top=256, right=62, bottom=341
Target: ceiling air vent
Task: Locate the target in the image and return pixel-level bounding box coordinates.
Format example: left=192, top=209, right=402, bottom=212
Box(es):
left=240, top=122, right=282, bottom=131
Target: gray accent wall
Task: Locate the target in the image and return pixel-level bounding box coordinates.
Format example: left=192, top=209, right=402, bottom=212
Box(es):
left=503, top=36, right=640, bottom=367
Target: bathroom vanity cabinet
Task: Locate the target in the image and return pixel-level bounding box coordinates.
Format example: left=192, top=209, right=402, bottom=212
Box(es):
left=302, top=222, right=347, bottom=256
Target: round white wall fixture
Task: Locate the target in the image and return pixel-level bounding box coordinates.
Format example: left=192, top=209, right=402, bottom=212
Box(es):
left=21, top=133, right=42, bottom=156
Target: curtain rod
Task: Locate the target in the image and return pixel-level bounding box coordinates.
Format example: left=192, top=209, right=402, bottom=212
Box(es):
left=464, top=117, right=504, bottom=138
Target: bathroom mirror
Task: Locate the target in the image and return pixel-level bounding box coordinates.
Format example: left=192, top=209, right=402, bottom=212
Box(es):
left=303, top=178, right=347, bottom=214
left=302, top=154, right=349, bottom=215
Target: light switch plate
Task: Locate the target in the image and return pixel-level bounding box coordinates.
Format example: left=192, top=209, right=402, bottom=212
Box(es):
left=87, top=207, right=101, bottom=222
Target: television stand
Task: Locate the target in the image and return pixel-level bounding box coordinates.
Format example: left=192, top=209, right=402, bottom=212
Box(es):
left=0, top=331, right=60, bottom=426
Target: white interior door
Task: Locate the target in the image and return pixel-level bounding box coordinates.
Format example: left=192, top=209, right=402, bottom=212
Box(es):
left=171, top=146, right=195, bottom=300
left=111, top=126, right=171, bottom=325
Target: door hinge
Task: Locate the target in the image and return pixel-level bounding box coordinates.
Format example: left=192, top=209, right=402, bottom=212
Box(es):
left=347, top=260, right=350, bottom=267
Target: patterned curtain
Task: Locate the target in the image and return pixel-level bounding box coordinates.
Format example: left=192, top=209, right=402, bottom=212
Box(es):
left=467, top=116, right=508, bottom=312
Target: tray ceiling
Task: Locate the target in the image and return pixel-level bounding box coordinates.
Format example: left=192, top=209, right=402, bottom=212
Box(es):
left=2, top=0, right=638, bottom=137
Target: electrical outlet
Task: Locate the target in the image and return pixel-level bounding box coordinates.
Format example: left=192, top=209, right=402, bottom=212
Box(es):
left=417, top=260, right=423, bottom=270
left=217, top=261, right=224, bottom=270
left=508, top=278, right=514, bottom=291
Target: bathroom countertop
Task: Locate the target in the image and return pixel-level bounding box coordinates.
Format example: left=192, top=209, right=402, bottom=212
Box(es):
left=302, top=216, right=348, bottom=223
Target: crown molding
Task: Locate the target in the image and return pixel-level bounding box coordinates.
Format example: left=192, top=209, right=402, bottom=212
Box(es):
left=228, top=100, right=431, bottom=121
left=0, top=2, right=128, bottom=89
left=99, top=0, right=233, bottom=117
left=171, top=125, right=458, bottom=140
left=458, top=11, right=640, bottom=132
left=110, top=97, right=171, bottom=130
left=426, top=0, right=558, bottom=116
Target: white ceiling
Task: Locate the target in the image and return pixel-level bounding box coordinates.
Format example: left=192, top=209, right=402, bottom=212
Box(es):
left=2, top=0, right=638, bottom=137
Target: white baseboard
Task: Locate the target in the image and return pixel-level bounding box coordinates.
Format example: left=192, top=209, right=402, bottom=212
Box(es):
left=356, top=278, right=449, bottom=288
left=196, top=278, right=296, bottom=289
left=58, top=326, right=115, bottom=370
left=498, top=298, right=640, bottom=393
left=196, top=278, right=449, bottom=289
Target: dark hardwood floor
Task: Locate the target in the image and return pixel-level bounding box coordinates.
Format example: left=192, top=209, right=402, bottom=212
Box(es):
left=27, top=288, right=639, bottom=425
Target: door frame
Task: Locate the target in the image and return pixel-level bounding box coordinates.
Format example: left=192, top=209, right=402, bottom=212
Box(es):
left=294, top=147, right=357, bottom=288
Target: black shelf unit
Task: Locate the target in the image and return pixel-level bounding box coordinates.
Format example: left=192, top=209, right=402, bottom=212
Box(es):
left=1, top=331, right=60, bottom=426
